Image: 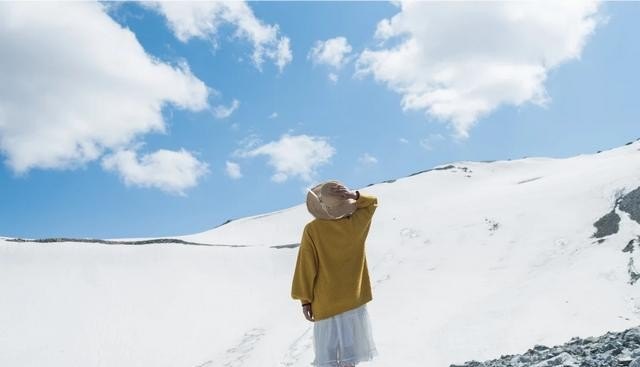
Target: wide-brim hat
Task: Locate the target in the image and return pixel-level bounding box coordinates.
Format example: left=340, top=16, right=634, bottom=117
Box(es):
left=306, top=180, right=357, bottom=220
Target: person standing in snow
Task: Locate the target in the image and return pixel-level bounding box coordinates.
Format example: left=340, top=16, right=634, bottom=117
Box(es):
left=291, top=180, right=379, bottom=367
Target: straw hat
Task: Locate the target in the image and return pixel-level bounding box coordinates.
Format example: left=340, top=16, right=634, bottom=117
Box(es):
left=306, top=180, right=357, bottom=220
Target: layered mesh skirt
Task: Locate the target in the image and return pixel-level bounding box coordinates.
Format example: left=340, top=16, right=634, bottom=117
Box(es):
left=311, top=303, right=378, bottom=367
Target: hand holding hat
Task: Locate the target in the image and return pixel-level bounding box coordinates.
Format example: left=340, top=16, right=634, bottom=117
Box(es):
left=327, top=182, right=358, bottom=200
left=306, top=180, right=358, bottom=220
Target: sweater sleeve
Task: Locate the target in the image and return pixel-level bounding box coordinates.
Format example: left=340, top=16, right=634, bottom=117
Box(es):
left=349, top=193, right=378, bottom=237
left=291, top=226, right=318, bottom=305
left=353, top=193, right=378, bottom=219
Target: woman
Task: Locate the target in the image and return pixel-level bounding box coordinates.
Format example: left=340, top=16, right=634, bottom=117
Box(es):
left=291, top=180, right=379, bottom=367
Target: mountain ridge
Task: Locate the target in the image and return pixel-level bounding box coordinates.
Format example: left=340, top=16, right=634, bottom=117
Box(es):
left=1, top=139, right=640, bottom=366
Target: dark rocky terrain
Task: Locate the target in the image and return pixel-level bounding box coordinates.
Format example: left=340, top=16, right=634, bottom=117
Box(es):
left=4, top=236, right=300, bottom=249
left=592, top=186, right=640, bottom=285
left=450, top=326, right=640, bottom=367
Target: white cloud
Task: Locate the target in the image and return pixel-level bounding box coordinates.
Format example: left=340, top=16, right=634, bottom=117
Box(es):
left=356, top=1, right=601, bottom=138
left=328, top=73, right=339, bottom=83
left=235, top=134, right=262, bottom=153
left=274, top=37, right=293, bottom=71
left=268, top=112, right=278, bottom=119
left=145, top=1, right=292, bottom=71
left=225, top=161, right=242, bottom=179
left=0, top=2, right=209, bottom=175
left=419, top=133, right=445, bottom=151
left=213, top=99, right=240, bottom=119
left=102, top=149, right=209, bottom=195
left=358, top=153, right=378, bottom=166
left=308, top=36, right=353, bottom=69
left=238, top=134, right=335, bottom=182
left=398, top=137, right=409, bottom=144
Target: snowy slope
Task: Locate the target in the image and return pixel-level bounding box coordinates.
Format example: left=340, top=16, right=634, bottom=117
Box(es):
left=1, top=141, right=640, bottom=367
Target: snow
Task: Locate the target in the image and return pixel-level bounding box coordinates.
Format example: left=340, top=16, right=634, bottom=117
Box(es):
left=1, top=142, right=640, bottom=366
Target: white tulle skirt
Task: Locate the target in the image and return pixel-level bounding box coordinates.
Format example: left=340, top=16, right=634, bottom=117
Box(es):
left=311, top=303, right=378, bottom=367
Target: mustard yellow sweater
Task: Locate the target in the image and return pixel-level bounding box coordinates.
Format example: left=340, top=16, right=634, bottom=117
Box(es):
left=291, top=193, right=378, bottom=320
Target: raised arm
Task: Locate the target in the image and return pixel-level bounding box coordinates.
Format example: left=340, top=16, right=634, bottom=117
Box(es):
left=350, top=191, right=378, bottom=231
left=355, top=191, right=377, bottom=216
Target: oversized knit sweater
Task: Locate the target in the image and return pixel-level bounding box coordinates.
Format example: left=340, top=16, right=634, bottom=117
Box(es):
left=291, top=193, right=378, bottom=320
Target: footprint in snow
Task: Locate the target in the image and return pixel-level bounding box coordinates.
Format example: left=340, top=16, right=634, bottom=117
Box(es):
left=280, top=326, right=313, bottom=367
left=220, top=327, right=265, bottom=367
left=400, top=227, right=421, bottom=240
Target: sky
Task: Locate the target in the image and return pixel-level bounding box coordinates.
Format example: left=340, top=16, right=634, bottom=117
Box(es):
left=0, top=1, right=639, bottom=239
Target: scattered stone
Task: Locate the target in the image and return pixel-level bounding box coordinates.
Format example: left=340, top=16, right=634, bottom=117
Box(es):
left=218, top=219, right=233, bottom=227
left=450, top=326, right=640, bottom=367
left=436, top=164, right=456, bottom=171
left=399, top=164, right=474, bottom=180
left=628, top=258, right=640, bottom=285
left=517, top=177, right=543, bottom=185
left=485, top=218, right=500, bottom=233
left=623, top=238, right=637, bottom=253
left=270, top=243, right=301, bottom=249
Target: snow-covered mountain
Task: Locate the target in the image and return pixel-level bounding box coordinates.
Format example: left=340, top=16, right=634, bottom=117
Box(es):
left=2, top=140, right=640, bottom=367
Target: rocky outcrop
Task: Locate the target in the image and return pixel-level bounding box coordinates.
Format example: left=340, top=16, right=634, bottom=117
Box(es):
left=591, top=187, right=640, bottom=284
left=5, top=237, right=244, bottom=247
left=593, top=210, right=622, bottom=239
left=4, top=237, right=301, bottom=249
left=593, top=187, right=640, bottom=239
left=450, top=326, right=640, bottom=367
left=620, top=187, right=640, bottom=226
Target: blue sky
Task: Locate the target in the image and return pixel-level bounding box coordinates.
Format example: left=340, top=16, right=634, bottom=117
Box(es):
left=0, top=1, right=638, bottom=239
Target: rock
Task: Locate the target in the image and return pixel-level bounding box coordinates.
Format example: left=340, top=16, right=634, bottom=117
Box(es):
left=623, top=239, right=637, bottom=253
left=618, top=187, right=640, bottom=225
left=593, top=210, right=621, bottom=238
left=451, top=326, right=640, bottom=367
left=591, top=185, right=640, bottom=239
